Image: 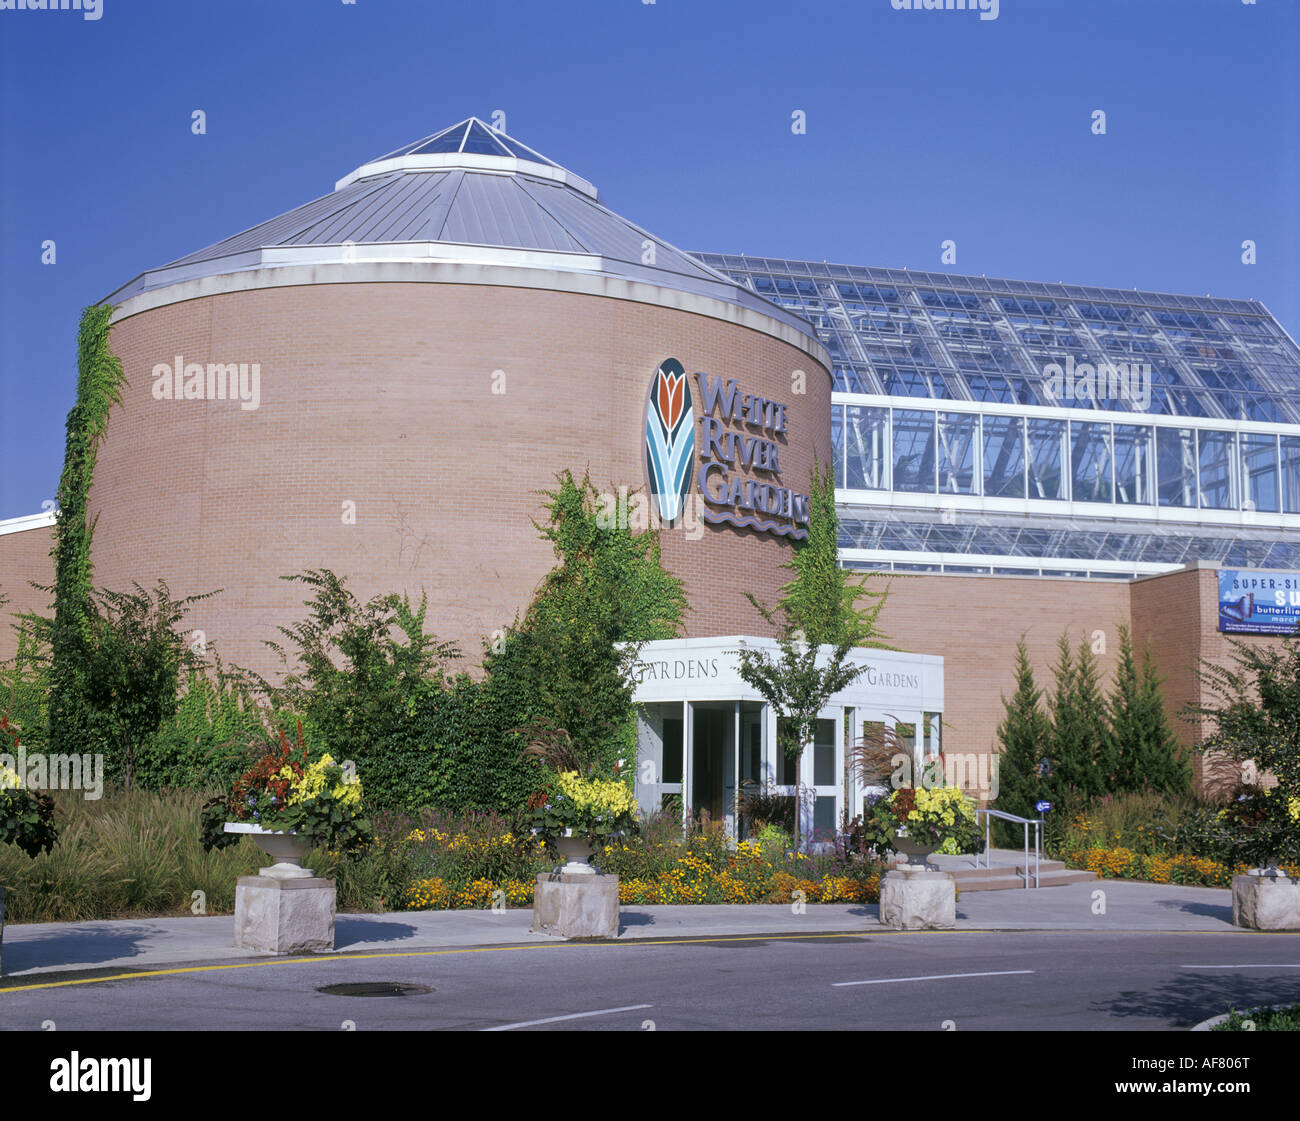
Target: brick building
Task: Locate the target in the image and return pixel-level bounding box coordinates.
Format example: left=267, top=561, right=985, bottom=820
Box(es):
left=3, top=117, right=1298, bottom=828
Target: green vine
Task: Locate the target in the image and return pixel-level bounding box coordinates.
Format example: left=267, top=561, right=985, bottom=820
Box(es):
left=47, top=304, right=124, bottom=754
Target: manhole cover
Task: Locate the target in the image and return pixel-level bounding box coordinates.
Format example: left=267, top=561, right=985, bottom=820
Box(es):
left=317, top=982, right=434, bottom=997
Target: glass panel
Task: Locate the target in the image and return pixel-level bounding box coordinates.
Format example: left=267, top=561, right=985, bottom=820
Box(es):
left=776, top=719, right=797, bottom=785
left=845, top=406, right=890, bottom=490
left=1156, top=426, right=1197, bottom=507
left=859, top=720, right=888, bottom=786
left=892, top=410, right=937, bottom=493
left=937, top=412, right=979, bottom=494
left=1198, top=430, right=1238, bottom=510
left=924, top=712, right=942, bottom=758
left=1113, top=425, right=1153, bottom=506
left=1282, top=436, right=1300, bottom=514
left=461, top=121, right=512, bottom=155
left=982, top=414, right=1025, bottom=499
left=1241, top=433, right=1280, bottom=513
left=662, top=717, right=683, bottom=784
left=1071, top=421, right=1113, bottom=503
left=813, top=719, right=836, bottom=786
left=1027, top=418, right=1067, bottom=500
left=894, top=721, right=916, bottom=766
left=831, top=404, right=845, bottom=487
left=813, top=796, right=836, bottom=841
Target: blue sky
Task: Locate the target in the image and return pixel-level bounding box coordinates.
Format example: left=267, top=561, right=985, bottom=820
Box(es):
left=1, top=0, right=1296, bottom=520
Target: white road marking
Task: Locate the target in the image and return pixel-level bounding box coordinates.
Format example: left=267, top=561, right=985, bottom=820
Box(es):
left=833, top=970, right=1034, bottom=987
left=482, top=1003, right=653, bottom=1031
left=1180, top=964, right=1300, bottom=969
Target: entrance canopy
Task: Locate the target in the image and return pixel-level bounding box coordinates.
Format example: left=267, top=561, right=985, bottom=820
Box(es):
left=630, top=636, right=944, bottom=843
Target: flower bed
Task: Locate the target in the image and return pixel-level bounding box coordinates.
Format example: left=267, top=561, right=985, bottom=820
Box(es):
left=396, top=820, right=885, bottom=910
left=1062, top=845, right=1300, bottom=887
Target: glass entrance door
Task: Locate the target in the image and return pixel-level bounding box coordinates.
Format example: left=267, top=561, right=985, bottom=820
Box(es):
left=691, top=705, right=734, bottom=829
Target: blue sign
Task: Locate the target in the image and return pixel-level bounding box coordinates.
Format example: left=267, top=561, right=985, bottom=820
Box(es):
left=1218, top=570, right=1300, bottom=636
left=1035, top=800, right=1052, bottom=814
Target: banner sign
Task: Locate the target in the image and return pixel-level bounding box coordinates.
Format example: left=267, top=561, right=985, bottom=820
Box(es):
left=1218, top=569, right=1300, bottom=635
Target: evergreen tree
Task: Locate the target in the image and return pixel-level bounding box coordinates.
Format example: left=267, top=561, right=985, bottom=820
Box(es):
left=992, top=638, right=1052, bottom=840
left=1045, top=630, right=1112, bottom=806
left=1106, top=624, right=1142, bottom=791
left=1135, top=642, right=1191, bottom=792
left=1072, top=633, right=1113, bottom=798
left=1107, top=626, right=1190, bottom=793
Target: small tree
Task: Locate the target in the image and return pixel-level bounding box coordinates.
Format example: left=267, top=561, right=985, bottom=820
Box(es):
left=1192, top=631, right=1300, bottom=866
left=2, top=605, right=52, bottom=751
left=992, top=638, right=1052, bottom=843
left=80, top=581, right=215, bottom=790
left=490, top=471, right=687, bottom=782
left=734, top=461, right=890, bottom=848
left=1108, top=624, right=1190, bottom=794
left=1044, top=630, right=1112, bottom=807
left=253, top=569, right=462, bottom=808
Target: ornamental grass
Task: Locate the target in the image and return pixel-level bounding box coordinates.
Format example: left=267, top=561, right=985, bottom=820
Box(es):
left=0, top=787, right=263, bottom=922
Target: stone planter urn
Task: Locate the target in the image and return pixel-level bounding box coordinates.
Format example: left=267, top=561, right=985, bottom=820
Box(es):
left=880, top=828, right=954, bottom=930
left=1232, top=867, right=1300, bottom=931
left=553, top=828, right=597, bottom=875
left=892, top=828, right=940, bottom=869
left=224, top=822, right=314, bottom=879
left=225, top=823, right=335, bottom=953
left=532, top=828, right=618, bottom=939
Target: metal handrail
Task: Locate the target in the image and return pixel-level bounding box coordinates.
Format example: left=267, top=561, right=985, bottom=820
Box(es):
left=974, top=809, right=1043, bottom=888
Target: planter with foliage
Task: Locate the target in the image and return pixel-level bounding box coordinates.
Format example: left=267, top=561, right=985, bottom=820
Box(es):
left=200, top=724, right=372, bottom=865
left=528, top=770, right=637, bottom=873
left=858, top=784, right=983, bottom=863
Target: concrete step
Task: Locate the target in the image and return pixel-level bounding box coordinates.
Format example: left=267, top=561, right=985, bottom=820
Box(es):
left=933, top=859, right=1071, bottom=879
left=948, top=867, right=1099, bottom=892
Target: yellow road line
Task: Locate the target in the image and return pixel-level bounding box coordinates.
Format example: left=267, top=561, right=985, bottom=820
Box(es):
left=0, top=927, right=1294, bottom=995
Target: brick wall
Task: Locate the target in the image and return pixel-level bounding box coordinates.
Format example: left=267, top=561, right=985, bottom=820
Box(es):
left=1133, top=566, right=1285, bottom=794
left=873, top=571, right=1130, bottom=764
left=88, top=281, right=830, bottom=678
left=0, top=525, right=54, bottom=663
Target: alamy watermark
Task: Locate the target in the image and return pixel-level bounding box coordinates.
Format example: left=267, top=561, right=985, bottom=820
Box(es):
left=1041, top=355, right=1152, bottom=411
left=1, top=747, right=105, bottom=800
left=890, top=0, right=998, bottom=21
left=597, top=486, right=706, bottom=541
left=152, top=355, right=261, bottom=411
left=888, top=751, right=1000, bottom=801
left=0, top=0, right=103, bottom=20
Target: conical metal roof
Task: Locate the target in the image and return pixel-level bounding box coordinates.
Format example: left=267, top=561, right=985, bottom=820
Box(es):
left=106, top=118, right=817, bottom=342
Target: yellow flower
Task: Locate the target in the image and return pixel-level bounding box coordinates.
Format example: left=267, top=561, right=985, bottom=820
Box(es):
left=290, top=754, right=363, bottom=807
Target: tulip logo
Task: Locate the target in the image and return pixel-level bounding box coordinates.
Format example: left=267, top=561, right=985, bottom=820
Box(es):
left=645, top=358, right=695, bottom=522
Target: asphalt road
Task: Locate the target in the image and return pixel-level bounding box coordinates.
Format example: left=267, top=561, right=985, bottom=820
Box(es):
left=3, top=929, right=1299, bottom=1031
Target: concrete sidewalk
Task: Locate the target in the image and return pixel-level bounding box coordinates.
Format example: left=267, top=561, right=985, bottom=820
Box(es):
left=0, top=879, right=1248, bottom=980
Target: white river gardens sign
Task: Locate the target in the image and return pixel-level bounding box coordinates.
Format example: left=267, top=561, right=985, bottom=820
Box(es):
left=643, top=357, right=810, bottom=539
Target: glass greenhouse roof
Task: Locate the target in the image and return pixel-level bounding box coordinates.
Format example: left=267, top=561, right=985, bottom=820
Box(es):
left=370, top=117, right=560, bottom=167
left=694, top=253, right=1300, bottom=576
left=695, top=253, right=1300, bottom=424
left=837, top=509, right=1300, bottom=573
